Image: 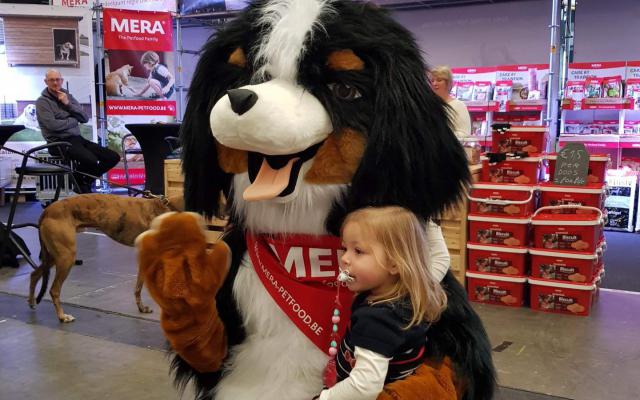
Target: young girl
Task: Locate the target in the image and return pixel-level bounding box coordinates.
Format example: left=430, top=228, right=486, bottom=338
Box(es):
left=136, top=51, right=175, bottom=99
left=314, top=206, right=448, bottom=400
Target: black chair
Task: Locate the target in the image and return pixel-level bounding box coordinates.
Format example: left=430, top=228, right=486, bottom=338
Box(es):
left=0, top=126, right=81, bottom=268
left=124, top=123, right=181, bottom=196
left=0, top=141, right=81, bottom=269
left=121, top=133, right=144, bottom=196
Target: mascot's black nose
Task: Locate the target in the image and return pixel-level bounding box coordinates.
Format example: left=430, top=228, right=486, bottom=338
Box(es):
left=227, top=89, right=258, bottom=116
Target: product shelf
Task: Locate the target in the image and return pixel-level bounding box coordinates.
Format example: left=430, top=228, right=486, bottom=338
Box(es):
left=558, top=134, right=620, bottom=149
left=562, top=98, right=633, bottom=111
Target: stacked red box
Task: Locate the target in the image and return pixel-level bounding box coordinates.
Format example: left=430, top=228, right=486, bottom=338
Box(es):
left=481, top=156, right=542, bottom=185
left=546, top=153, right=610, bottom=184
left=492, top=126, right=548, bottom=154
left=529, top=248, right=599, bottom=282
left=538, top=183, right=607, bottom=211
left=468, top=183, right=537, bottom=218
left=466, top=271, right=527, bottom=307
left=468, top=215, right=530, bottom=247
left=531, top=206, right=604, bottom=253
left=529, top=276, right=600, bottom=316
left=467, top=243, right=528, bottom=276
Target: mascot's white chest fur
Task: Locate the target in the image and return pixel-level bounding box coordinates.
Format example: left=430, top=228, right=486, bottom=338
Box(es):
left=214, top=256, right=327, bottom=400
left=213, top=173, right=346, bottom=399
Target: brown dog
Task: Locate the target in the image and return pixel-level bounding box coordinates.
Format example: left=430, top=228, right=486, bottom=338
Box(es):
left=28, top=194, right=183, bottom=323
left=105, top=64, right=134, bottom=97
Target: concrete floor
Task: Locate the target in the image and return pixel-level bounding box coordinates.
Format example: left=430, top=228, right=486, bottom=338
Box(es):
left=1, top=202, right=639, bottom=400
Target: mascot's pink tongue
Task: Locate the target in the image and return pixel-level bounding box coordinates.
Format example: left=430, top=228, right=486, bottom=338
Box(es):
left=243, top=158, right=299, bottom=201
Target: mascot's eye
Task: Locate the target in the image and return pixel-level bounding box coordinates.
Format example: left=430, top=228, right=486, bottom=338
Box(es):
left=328, top=83, right=362, bottom=100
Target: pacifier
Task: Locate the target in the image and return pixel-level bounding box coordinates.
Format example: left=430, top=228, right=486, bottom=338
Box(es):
left=337, top=269, right=355, bottom=283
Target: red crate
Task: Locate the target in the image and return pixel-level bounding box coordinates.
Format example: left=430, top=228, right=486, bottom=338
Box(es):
left=531, top=206, right=604, bottom=253
left=529, top=276, right=599, bottom=316
left=467, top=243, right=528, bottom=275
left=546, top=153, right=610, bottom=184
left=466, top=271, right=527, bottom=307
left=492, top=126, right=548, bottom=154
left=529, top=248, right=599, bottom=282
left=481, top=156, right=542, bottom=185
left=468, top=215, right=531, bottom=247
left=468, top=183, right=536, bottom=218
left=538, top=183, right=607, bottom=211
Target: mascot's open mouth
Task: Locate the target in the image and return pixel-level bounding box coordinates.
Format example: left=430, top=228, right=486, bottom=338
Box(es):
left=244, top=142, right=323, bottom=201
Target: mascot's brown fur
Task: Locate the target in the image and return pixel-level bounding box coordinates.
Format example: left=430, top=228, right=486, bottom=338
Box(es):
left=29, top=194, right=182, bottom=322
left=136, top=1, right=495, bottom=399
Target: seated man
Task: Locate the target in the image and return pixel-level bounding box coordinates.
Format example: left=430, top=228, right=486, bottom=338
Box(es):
left=36, top=69, right=119, bottom=193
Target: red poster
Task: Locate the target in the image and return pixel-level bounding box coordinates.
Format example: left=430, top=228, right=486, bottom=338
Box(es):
left=103, top=9, right=176, bottom=117
left=104, top=9, right=173, bottom=51
left=103, top=9, right=176, bottom=185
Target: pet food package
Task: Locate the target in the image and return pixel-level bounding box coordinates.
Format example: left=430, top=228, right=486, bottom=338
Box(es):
left=623, top=121, right=640, bottom=135
left=469, top=183, right=537, bottom=218
left=481, top=157, right=542, bottom=185
left=467, top=243, right=528, bottom=276
left=468, top=214, right=530, bottom=247
left=538, top=183, right=607, bottom=212
left=449, top=82, right=458, bottom=99
left=523, top=115, right=541, bottom=126
left=546, top=153, right=610, bottom=184
left=622, top=156, right=640, bottom=172
left=531, top=206, right=605, bottom=253
left=530, top=248, right=600, bottom=283
left=602, top=76, right=622, bottom=98
left=584, top=77, right=603, bottom=98
left=455, top=82, right=474, bottom=101
left=604, top=173, right=637, bottom=232
left=509, top=116, right=524, bottom=126
left=492, top=126, right=548, bottom=154
left=472, top=81, right=492, bottom=102
left=529, top=276, right=600, bottom=316
left=625, top=78, right=640, bottom=109
left=471, top=115, right=486, bottom=136
left=466, top=271, right=527, bottom=307
left=593, top=120, right=619, bottom=135
left=493, top=80, right=513, bottom=112
left=565, top=81, right=585, bottom=109
left=564, top=120, right=585, bottom=134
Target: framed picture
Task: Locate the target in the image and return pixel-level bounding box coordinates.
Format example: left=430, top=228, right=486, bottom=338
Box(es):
left=52, top=28, right=78, bottom=64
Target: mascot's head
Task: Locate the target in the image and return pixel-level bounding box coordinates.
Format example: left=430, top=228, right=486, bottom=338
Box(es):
left=182, top=0, right=470, bottom=234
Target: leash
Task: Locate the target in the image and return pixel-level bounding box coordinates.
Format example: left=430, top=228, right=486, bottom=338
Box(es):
left=0, top=144, right=165, bottom=199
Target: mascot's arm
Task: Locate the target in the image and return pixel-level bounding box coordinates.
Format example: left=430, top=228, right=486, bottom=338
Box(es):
left=377, top=358, right=458, bottom=400
left=136, top=212, right=231, bottom=373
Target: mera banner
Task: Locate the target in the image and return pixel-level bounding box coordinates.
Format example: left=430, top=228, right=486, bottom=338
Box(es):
left=103, top=9, right=176, bottom=117
left=52, top=0, right=177, bottom=12
left=103, top=8, right=176, bottom=185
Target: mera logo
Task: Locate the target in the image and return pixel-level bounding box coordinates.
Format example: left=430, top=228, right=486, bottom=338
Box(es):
left=110, top=18, right=165, bottom=35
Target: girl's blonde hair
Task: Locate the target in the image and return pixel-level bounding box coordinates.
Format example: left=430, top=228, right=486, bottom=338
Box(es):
left=140, top=51, right=160, bottom=66
left=342, top=206, right=448, bottom=327
left=430, top=65, right=454, bottom=92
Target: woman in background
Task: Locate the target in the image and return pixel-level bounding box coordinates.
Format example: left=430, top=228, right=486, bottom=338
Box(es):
left=430, top=66, right=471, bottom=139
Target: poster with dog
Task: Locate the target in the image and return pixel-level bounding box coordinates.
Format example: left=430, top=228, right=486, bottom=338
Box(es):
left=53, top=28, right=78, bottom=64
left=102, top=8, right=176, bottom=186
left=0, top=4, right=96, bottom=190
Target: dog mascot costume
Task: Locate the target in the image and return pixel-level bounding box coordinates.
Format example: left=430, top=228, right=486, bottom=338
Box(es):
left=136, top=1, right=496, bottom=399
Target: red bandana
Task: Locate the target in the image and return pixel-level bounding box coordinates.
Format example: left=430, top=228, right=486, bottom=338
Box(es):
left=247, top=233, right=354, bottom=353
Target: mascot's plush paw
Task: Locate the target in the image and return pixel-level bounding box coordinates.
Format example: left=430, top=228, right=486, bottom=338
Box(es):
left=135, top=212, right=231, bottom=372
left=378, top=358, right=458, bottom=400
left=136, top=212, right=229, bottom=313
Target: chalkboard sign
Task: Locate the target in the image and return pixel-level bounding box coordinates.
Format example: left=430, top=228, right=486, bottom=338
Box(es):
left=553, top=143, right=589, bottom=186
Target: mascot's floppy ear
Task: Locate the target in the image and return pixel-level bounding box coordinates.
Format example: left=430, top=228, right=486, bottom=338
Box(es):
left=345, top=42, right=470, bottom=222
left=180, top=17, right=252, bottom=218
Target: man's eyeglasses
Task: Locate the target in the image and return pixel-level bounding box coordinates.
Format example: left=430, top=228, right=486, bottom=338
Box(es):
left=47, top=78, right=64, bottom=82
